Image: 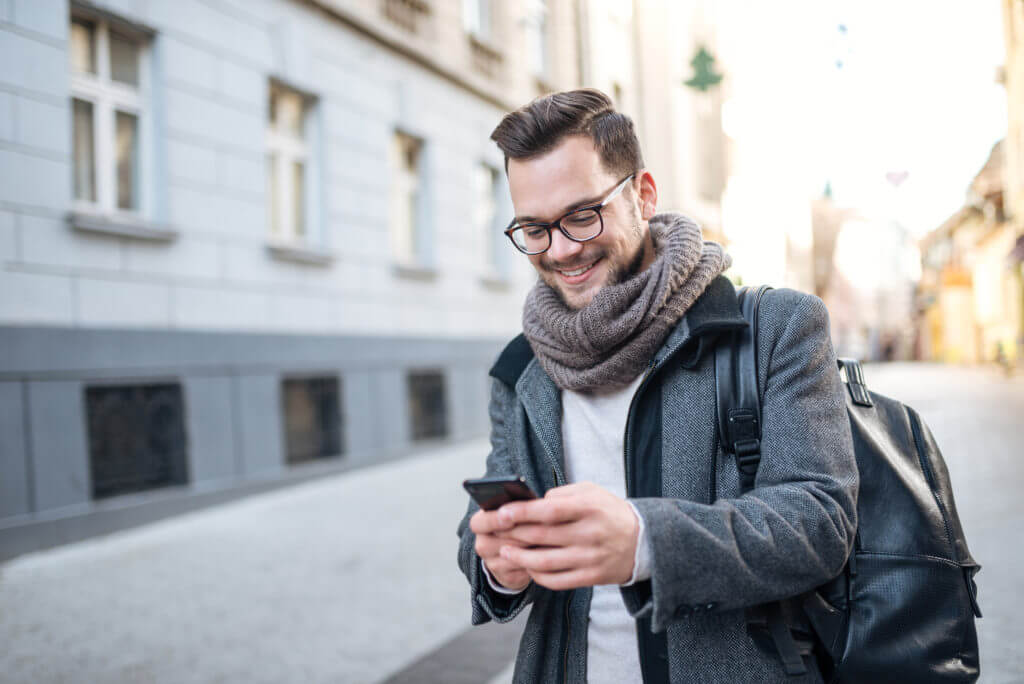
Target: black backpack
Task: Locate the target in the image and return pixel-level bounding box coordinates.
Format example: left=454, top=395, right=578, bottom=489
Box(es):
left=715, top=285, right=982, bottom=683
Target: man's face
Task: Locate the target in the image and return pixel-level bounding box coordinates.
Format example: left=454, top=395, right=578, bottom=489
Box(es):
left=507, top=136, right=655, bottom=310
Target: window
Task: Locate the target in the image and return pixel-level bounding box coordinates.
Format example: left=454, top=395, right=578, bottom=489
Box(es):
left=525, top=0, right=550, bottom=79
left=390, top=131, right=425, bottom=265
left=85, top=383, right=188, bottom=499
left=281, top=376, right=343, bottom=464
left=70, top=15, right=147, bottom=215
left=474, top=162, right=507, bottom=277
left=382, top=0, right=431, bottom=33
left=267, top=82, right=315, bottom=244
left=407, top=371, right=448, bottom=441
left=462, top=0, right=492, bottom=42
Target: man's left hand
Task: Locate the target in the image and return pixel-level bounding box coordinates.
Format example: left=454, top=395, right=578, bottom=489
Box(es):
left=495, top=482, right=639, bottom=591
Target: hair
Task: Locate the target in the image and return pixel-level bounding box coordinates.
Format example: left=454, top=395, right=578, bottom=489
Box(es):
left=490, top=88, right=644, bottom=179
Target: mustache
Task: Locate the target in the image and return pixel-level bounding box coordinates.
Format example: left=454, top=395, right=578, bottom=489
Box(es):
left=540, top=253, right=605, bottom=272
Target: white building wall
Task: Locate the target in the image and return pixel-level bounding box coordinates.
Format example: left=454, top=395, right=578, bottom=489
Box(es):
left=0, top=0, right=540, bottom=339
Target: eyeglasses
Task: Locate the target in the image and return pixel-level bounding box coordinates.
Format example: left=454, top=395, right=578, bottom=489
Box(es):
left=504, top=174, right=635, bottom=255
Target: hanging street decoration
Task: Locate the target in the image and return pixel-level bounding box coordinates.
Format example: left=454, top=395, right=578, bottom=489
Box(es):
left=684, top=45, right=723, bottom=92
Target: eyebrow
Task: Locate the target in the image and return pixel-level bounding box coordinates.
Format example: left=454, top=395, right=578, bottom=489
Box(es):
left=513, top=192, right=604, bottom=224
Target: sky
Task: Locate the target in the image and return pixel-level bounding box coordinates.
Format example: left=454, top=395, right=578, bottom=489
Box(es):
left=716, top=0, right=1008, bottom=239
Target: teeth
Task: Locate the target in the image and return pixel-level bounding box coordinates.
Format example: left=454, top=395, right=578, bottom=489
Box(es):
left=560, top=261, right=595, bottom=277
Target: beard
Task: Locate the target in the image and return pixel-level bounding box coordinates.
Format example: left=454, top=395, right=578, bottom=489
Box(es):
left=542, top=227, right=649, bottom=310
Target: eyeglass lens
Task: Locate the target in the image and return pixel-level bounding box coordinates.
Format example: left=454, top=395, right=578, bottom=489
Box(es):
left=510, top=208, right=602, bottom=253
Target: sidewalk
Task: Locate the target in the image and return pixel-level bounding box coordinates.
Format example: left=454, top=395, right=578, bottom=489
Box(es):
left=0, top=439, right=508, bottom=684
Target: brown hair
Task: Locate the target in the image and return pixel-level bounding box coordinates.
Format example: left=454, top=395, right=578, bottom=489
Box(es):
left=490, top=88, right=644, bottom=179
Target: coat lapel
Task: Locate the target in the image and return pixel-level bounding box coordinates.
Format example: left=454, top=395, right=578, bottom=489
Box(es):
left=653, top=276, right=748, bottom=502
left=516, top=358, right=566, bottom=483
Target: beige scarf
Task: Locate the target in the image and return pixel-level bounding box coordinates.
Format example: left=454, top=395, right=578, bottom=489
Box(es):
left=522, top=213, right=731, bottom=392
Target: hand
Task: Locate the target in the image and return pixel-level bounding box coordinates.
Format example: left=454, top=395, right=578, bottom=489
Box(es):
left=494, top=482, right=639, bottom=591
left=470, top=508, right=532, bottom=591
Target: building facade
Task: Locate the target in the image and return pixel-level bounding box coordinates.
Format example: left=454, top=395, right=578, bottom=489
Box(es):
left=0, top=0, right=587, bottom=557
left=1, top=0, right=733, bottom=557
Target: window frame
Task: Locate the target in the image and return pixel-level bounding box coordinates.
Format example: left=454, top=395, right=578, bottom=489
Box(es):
left=525, top=0, right=551, bottom=79
left=462, top=0, right=493, bottom=43
left=389, top=129, right=427, bottom=268
left=69, top=12, right=150, bottom=219
left=266, top=80, right=316, bottom=246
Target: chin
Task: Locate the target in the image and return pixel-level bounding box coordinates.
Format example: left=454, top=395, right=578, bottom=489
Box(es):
left=553, top=281, right=602, bottom=311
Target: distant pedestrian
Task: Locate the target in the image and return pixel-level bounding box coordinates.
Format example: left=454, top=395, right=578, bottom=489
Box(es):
left=456, top=89, right=858, bottom=683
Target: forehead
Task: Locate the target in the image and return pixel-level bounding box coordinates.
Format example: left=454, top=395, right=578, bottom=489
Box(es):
left=507, top=136, right=615, bottom=220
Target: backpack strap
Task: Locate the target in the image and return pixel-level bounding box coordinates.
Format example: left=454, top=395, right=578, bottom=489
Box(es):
left=715, top=285, right=770, bottom=490
left=714, top=284, right=809, bottom=677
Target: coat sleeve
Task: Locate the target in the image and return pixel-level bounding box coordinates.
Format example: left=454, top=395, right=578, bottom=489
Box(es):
left=456, top=377, right=542, bottom=625
left=622, top=291, right=859, bottom=633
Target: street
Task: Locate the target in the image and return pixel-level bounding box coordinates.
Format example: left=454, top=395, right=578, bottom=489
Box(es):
left=0, top=363, right=1021, bottom=683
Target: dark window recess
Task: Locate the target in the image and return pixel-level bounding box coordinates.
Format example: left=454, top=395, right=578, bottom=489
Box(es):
left=86, top=383, right=189, bottom=500
left=282, top=376, right=343, bottom=464
left=407, top=370, right=448, bottom=440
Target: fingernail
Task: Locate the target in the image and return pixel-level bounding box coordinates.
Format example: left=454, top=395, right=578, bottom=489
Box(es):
left=500, top=546, right=510, bottom=558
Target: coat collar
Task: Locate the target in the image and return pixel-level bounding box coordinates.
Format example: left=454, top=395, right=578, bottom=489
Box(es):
left=652, top=274, right=749, bottom=371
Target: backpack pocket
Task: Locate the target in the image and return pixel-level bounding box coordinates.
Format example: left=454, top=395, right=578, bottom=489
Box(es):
left=832, top=552, right=980, bottom=683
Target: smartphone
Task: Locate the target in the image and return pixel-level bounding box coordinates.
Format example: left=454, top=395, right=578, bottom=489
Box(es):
left=463, top=475, right=538, bottom=511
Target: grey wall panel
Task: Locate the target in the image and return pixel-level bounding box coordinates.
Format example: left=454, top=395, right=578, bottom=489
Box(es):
left=27, top=381, right=90, bottom=511
left=0, top=382, right=30, bottom=516
left=375, top=368, right=408, bottom=455
left=0, top=327, right=506, bottom=378
left=235, top=374, right=284, bottom=477
left=183, top=376, right=237, bottom=483
left=447, top=366, right=477, bottom=442
left=342, top=369, right=374, bottom=465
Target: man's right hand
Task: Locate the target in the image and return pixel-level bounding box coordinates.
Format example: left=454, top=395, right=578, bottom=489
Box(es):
left=470, top=508, right=531, bottom=591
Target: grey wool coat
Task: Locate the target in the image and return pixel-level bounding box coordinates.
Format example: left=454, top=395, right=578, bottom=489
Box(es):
left=456, top=277, right=859, bottom=683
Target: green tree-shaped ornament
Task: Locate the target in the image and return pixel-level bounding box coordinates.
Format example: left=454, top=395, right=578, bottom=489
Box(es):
left=684, top=45, right=723, bottom=92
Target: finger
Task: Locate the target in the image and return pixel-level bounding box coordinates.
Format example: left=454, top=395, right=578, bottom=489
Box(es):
left=499, top=522, right=578, bottom=548
left=475, top=533, right=505, bottom=559
left=498, top=497, right=583, bottom=527
left=501, top=544, right=593, bottom=574
left=470, top=509, right=514, bottom=535
left=528, top=568, right=598, bottom=592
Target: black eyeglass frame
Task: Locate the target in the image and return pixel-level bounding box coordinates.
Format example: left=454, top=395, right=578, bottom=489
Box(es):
left=503, top=173, right=636, bottom=255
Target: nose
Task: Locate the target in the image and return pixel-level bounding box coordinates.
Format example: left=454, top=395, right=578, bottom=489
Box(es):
left=546, top=227, right=584, bottom=264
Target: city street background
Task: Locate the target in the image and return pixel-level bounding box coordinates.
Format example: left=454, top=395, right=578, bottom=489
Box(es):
left=2, top=363, right=1022, bottom=683
left=1, top=1, right=1023, bottom=682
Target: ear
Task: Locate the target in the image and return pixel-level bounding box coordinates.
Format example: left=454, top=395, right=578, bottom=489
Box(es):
left=636, top=170, right=657, bottom=220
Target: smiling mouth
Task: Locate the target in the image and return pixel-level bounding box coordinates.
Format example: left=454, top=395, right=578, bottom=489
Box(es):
left=556, top=259, right=600, bottom=278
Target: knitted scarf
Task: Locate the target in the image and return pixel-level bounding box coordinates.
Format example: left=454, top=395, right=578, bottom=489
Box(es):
left=522, top=213, right=731, bottom=392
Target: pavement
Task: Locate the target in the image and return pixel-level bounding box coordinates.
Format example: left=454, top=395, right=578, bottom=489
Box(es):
left=0, top=362, right=1021, bottom=683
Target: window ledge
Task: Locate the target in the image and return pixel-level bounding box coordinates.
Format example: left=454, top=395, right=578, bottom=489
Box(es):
left=392, top=262, right=438, bottom=281
left=479, top=274, right=512, bottom=291
left=266, top=242, right=336, bottom=267
left=69, top=211, right=178, bottom=242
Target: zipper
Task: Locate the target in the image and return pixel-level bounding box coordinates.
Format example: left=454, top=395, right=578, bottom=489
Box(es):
left=907, top=409, right=958, bottom=561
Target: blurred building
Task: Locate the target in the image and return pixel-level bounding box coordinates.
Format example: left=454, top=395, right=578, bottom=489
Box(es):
left=0, top=0, right=575, bottom=553
left=918, top=141, right=1021, bottom=364
left=0, top=0, right=730, bottom=556
left=917, top=2, right=1024, bottom=367
left=1001, top=0, right=1024, bottom=357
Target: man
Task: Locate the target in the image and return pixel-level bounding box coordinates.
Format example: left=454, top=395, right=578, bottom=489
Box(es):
left=456, top=89, right=858, bottom=683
